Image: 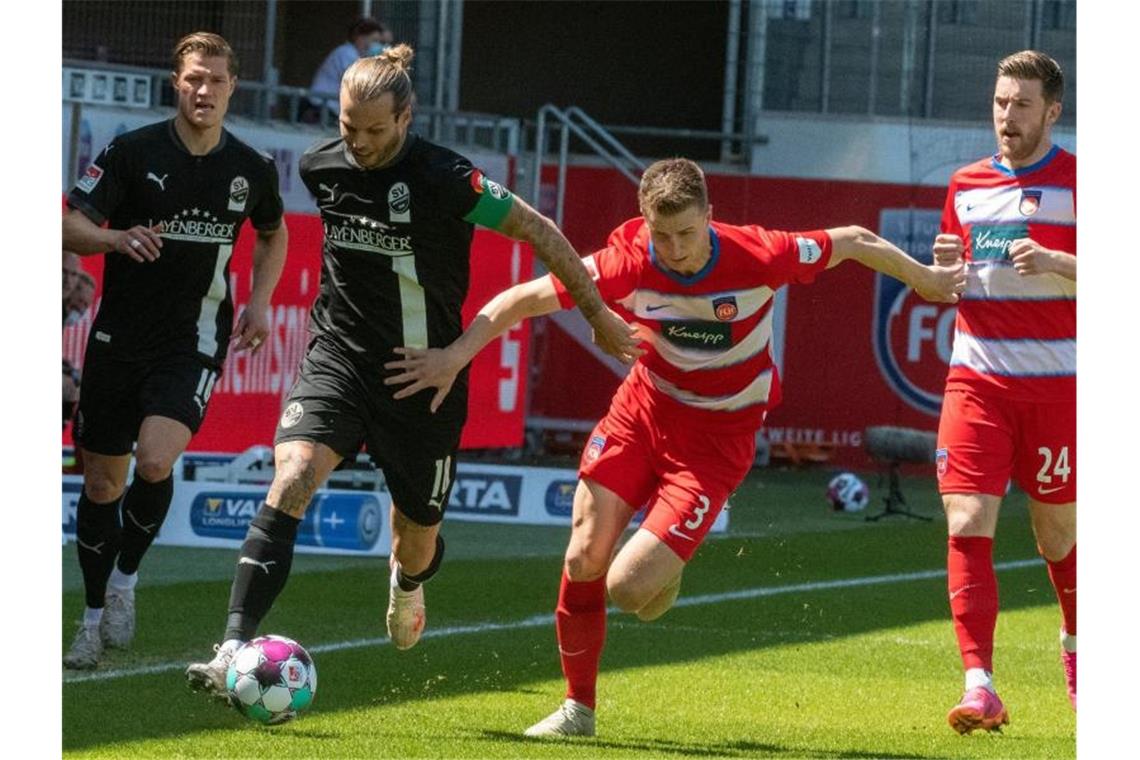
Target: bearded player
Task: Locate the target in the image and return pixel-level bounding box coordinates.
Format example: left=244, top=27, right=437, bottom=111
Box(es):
left=933, top=50, right=1077, bottom=733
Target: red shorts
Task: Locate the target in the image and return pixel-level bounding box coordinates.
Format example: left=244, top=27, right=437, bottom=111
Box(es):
left=579, top=387, right=757, bottom=562
left=937, top=388, right=1075, bottom=504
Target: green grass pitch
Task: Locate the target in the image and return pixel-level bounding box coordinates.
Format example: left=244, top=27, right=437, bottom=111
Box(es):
left=62, top=469, right=1075, bottom=758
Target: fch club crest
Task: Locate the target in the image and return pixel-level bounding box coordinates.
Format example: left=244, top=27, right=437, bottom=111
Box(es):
left=872, top=209, right=953, bottom=418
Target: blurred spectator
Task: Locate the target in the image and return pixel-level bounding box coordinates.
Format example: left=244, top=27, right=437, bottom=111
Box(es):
left=64, top=358, right=81, bottom=429
left=65, top=271, right=95, bottom=327
left=63, top=269, right=94, bottom=435
left=306, top=17, right=393, bottom=120
left=63, top=249, right=81, bottom=303
left=63, top=264, right=94, bottom=437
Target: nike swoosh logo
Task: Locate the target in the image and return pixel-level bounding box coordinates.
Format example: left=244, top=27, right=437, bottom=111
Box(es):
left=667, top=525, right=695, bottom=542
left=645, top=304, right=670, bottom=312
left=558, top=647, right=587, bottom=657
left=949, top=583, right=978, bottom=601
left=1038, top=485, right=1067, bottom=495
left=1062, top=587, right=1076, bottom=595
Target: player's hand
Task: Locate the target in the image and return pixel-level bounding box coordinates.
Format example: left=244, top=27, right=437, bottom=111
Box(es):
left=114, top=223, right=164, bottom=262
left=916, top=261, right=966, bottom=304
left=384, top=347, right=464, bottom=413
left=932, top=233, right=965, bottom=266
left=1008, top=238, right=1056, bottom=276
left=587, top=306, right=644, bottom=365
left=231, top=301, right=270, bottom=353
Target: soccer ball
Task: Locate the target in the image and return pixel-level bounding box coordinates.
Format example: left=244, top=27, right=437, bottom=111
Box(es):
left=226, top=635, right=317, bottom=725
left=827, top=472, right=870, bottom=513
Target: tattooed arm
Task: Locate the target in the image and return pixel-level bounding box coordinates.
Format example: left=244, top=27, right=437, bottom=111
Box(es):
left=494, top=196, right=640, bottom=363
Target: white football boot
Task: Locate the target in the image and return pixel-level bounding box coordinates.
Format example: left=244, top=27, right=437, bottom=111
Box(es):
left=524, top=699, right=596, bottom=738
left=185, top=640, right=241, bottom=698
left=63, top=623, right=103, bottom=670
left=386, top=556, right=426, bottom=650
left=100, top=587, right=135, bottom=649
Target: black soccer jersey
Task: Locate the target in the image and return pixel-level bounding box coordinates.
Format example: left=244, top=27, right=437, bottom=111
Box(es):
left=67, top=120, right=284, bottom=366
left=299, top=133, right=495, bottom=378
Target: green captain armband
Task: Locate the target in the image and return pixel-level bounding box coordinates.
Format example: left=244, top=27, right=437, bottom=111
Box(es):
left=462, top=172, right=515, bottom=229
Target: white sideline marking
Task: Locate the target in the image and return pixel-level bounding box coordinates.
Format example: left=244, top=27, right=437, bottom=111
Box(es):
left=63, top=558, right=1042, bottom=685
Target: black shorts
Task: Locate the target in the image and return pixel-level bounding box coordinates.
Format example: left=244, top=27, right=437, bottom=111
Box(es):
left=275, top=338, right=468, bottom=527
left=76, top=342, right=219, bottom=456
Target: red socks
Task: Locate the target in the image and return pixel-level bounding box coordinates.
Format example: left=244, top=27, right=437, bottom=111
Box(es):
left=947, top=535, right=999, bottom=672
left=1045, top=545, right=1077, bottom=636
left=555, top=572, right=607, bottom=710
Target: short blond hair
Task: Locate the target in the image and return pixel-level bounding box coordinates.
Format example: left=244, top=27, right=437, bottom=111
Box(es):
left=172, top=31, right=238, bottom=77
left=342, top=43, right=415, bottom=114
left=997, top=49, right=1063, bottom=103
left=638, top=158, right=708, bottom=217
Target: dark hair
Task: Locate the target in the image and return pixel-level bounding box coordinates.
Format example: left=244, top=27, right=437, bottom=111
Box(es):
left=172, top=31, right=238, bottom=77
left=997, top=50, right=1064, bottom=103
left=348, top=17, right=387, bottom=40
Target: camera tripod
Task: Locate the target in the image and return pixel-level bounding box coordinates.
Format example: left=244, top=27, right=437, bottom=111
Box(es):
left=865, top=460, right=933, bottom=522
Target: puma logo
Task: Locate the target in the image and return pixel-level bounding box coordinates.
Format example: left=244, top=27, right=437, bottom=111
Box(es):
left=238, top=556, right=277, bottom=574
left=124, top=509, right=157, bottom=535
left=146, top=172, right=168, bottom=190
left=77, top=539, right=105, bottom=554
left=318, top=183, right=339, bottom=203
left=318, top=182, right=374, bottom=209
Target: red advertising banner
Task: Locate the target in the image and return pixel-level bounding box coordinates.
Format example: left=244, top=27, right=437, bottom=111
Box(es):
left=63, top=212, right=531, bottom=452
left=529, top=166, right=952, bottom=469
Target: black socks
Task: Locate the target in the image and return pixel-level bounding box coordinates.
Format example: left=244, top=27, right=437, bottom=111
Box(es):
left=223, top=503, right=300, bottom=642
left=75, top=492, right=122, bottom=609
left=116, top=473, right=174, bottom=575
left=396, top=534, right=446, bottom=591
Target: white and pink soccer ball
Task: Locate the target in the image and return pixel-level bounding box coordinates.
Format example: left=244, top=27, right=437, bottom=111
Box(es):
left=226, top=634, right=317, bottom=725
left=827, top=472, right=870, bottom=513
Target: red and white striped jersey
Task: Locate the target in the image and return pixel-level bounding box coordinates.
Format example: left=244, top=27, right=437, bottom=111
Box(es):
left=941, top=145, right=1076, bottom=402
left=551, top=218, right=832, bottom=432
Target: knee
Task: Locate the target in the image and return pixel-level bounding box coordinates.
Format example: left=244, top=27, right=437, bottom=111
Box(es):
left=564, top=547, right=609, bottom=583
left=1036, top=532, right=1076, bottom=562
left=84, top=472, right=125, bottom=504
left=272, top=459, right=319, bottom=514
left=606, top=576, right=649, bottom=613
left=943, top=498, right=993, bottom=536
left=133, top=454, right=175, bottom=484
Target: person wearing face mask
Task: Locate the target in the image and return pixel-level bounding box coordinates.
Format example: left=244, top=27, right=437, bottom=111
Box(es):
left=307, top=17, right=393, bottom=119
